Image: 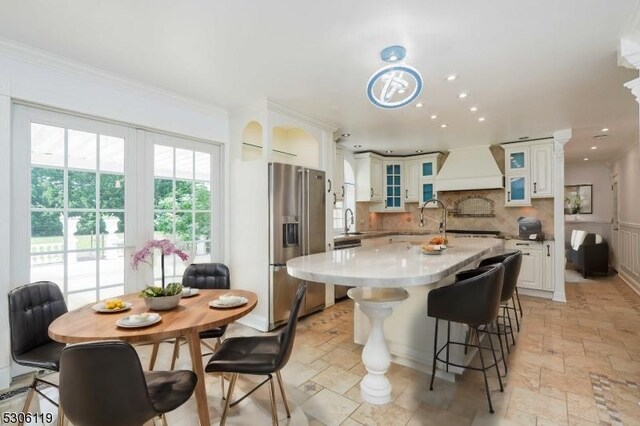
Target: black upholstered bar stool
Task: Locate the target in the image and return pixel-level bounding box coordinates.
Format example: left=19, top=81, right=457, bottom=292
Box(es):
left=478, top=251, right=523, bottom=374
left=428, top=264, right=505, bottom=413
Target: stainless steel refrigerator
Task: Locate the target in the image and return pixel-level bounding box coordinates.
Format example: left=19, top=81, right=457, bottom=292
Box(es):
left=269, top=162, right=326, bottom=330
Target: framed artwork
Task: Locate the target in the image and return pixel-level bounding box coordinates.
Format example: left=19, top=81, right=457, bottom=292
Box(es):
left=564, top=184, right=593, bottom=214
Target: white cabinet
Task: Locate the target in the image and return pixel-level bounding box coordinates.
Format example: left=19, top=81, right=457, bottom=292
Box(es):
left=531, top=144, right=553, bottom=197
left=355, top=153, right=383, bottom=202
left=502, top=140, right=554, bottom=206
left=404, top=158, right=421, bottom=202
left=504, top=240, right=554, bottom=292
left=403, top=153, right=441, bottom=205
left=333, top=147, right=345, bottom=203
left=383, top=160, right=404, bottom=210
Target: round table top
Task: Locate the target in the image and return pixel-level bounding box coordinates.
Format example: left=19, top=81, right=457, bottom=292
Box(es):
left=287, top=237, right=502, bottom=287
left=48, top=289, right=257, bottom=344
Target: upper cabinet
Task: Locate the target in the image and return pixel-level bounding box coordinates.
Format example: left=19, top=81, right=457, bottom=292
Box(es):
left=405, top=153, right=441, bottom=205
left=332, top=147, right=345, bottom=204
left=502, top=140, right=554, bottom=206
left=383, top=160, right=404, bottom=210
left=355, top=152, right=383, bottom=202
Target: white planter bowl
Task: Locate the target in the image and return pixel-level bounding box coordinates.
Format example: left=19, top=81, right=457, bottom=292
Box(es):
left=144, top=293, right=182, bottom=311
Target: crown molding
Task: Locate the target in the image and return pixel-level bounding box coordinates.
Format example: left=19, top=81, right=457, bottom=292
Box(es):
left=623, top=0, right=640, bottom=44
left=0, top=37, right=228, bottom=118
left=553, top=128, right=572, bottom=146
left=266, top=98, right=339, bottom=132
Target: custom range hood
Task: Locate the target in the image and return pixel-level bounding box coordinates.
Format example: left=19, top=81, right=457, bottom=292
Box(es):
left=434, top=145, right=503, bottom=191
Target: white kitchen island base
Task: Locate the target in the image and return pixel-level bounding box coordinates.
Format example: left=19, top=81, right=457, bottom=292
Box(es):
left=347, top=287, right=408, bottom=405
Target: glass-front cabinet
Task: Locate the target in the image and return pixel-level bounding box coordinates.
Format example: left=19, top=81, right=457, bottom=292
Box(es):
left=384, top=161, right=403, bottom=210
left=502, top=141, right=553, bottom=206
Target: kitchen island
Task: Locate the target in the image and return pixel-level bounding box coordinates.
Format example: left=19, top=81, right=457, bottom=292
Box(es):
left=287, top=235, right=502, bottom=404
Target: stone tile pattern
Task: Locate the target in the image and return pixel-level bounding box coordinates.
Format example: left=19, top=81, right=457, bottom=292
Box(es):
left=4, top=274, right=640, bottom=425
left=357, top=188, right=554, bottom=237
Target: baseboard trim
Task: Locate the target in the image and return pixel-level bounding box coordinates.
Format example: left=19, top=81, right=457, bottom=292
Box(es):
left=0, top=365, right=10, bottom=390
left=236, top=313, right=269, bottom=332
left=619, top=271, right=640, bottom=296
left=518, top=288, right=554, bottom=300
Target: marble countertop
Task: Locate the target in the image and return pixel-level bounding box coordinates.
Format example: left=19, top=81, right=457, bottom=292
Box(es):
left=288, top=237, right=503, bottom=287
left=333, top=230, right=553, bottom=243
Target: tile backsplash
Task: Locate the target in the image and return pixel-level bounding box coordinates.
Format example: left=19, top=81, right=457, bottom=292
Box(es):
left=356, top=189, right=554, bottom=237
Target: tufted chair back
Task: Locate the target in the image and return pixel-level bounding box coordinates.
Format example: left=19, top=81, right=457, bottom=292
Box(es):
left=182, top=263, right=230, bottom=290
left=8, top=281, right=68, bottom=361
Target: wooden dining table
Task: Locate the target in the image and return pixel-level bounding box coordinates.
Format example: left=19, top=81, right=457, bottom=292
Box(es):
left=48, top=289, right=257, bottom=426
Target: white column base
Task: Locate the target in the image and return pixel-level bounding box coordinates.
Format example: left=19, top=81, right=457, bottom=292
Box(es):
left=348, top=287, right=408, bottom=405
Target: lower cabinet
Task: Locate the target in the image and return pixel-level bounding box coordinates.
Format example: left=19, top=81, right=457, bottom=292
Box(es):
left=505, top=240, right=554, bottom=292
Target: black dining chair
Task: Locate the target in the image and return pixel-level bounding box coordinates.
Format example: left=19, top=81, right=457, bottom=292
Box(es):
left=205, top=283, right=306, bottom=426
left=428, top=264, right=505, bottom=413
left=8, top=281, right=68, bottom=423
left=149, top=263, right=230, bottom=362
left=59, top=340, right=197, bottom=426
left=478, top=251, right=523, bottom=373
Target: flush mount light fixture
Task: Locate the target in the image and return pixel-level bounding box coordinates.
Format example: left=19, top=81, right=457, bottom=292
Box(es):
left=583, top=157, right=589, bottom=161
left=591, top=146, right=597, bottom=150
left=601, top=127, right=609, bottom=132
left=367, top=45, right=423, bottom=109
left=415, top=102, right=423, bottom=108
left=478, top=117, right=486, bottom=122
left=430, top=114, right=437, bottom=119
left=446, top=74, right=457, bottom=81
left=458, top=92, right=468, bottom=99
left=469, top=106, right=478, bottom=112
left=440, top=123, right=448, bottom=128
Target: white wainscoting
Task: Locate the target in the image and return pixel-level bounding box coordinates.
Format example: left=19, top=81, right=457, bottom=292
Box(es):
left=619, top=222, right=640, bottom=294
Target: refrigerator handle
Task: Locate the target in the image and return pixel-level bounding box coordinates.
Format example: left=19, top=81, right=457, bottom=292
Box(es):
left=300, top=168, right=308, bottom=256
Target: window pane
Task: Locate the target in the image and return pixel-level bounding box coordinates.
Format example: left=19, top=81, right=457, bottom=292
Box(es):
left=31, top=256, right=64, bottom=286
left=31, top=167, right=64, bottom=208
left=100, top=173, right=125, bottom=209
left=154, top=179, right=173, bottom=208
left=176, top=180, right=193, bottom=210
left=67, top=290, right=97, bottom=311
left=68, top=129, right=97, bottom=170
left=194, top=241, right=211, bottom=264
left=175, top=149, right=193, bottom=179
left=31, top=212, right=63, bottom=251
left=100, top=213, right=124, bottom=248
left=422, top=163, right=433, bottom=177
left=31, top=123, right=64, bottom=167
left=510, top=152, right=525, bottom=169
left=99, top=286, right=124, bottom=300
left=69, top=171, right=96, bottom=209
left=195, top=182, right=210, bottom=210
left=175, top=212, right=193, bottom=242
left=154, top=212, right=174, bottom=240
left=100, top=136, right=124, bottom=173
left=68, top=258, right=97, bottom=292
left=100, top=249, right=124, bottom=287
left=195, top=152, right=210, bottom=181
left=195, top=212, right=211, bottom=240
left=154, top=145, right=174, bottom=178
left=68, top=213, right=97, bottom=250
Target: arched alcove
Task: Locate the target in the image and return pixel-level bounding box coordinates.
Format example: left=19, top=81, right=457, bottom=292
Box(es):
left=241, top=121, right=263, bottom=161
left=272, top=126, right=319, bottom=168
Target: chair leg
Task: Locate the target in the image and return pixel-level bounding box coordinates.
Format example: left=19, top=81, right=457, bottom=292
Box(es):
left=511, top=297, right=520, bottom=332
left=170, top=338, right=181, bottom=370
left=57, top=403, right=65, bottom=426
left=474, top=328, right=494, bottom=414
left=149, top=342, right=160, bottom=371
left=20, top=380, right=36, bottom=425
left=514, top=287, right=523, bottom=317
left=483, top=326, right=504, bottom=392
left=446, top=321, right=451, bottom=373
left=220, top=373, right=238, bottom=426
left=268, top=375, right=278, bottom=425
left=430, top=318, right=439, bottom=391
left=161, top=414, right=168, bottom=426
left=494, top=320, right=507, bottom=376
left=276, top=371, right=291, bottom=418
left=502, top=311, right=510, bottom=354
left=505, top=306, right=516, bottom=347
left=201, top=339, right=217, bottom=353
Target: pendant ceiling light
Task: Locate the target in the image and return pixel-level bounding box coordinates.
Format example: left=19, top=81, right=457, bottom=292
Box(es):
left=367, top=45, right=423, bottom=109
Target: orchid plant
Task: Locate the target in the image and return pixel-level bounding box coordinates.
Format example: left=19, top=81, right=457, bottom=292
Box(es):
left=131, top=239, right=190, bottom=296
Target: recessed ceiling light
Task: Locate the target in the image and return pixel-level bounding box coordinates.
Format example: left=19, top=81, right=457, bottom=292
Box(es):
left=415, top=150, right=424, bottom=153
left=591, top=146, right=597, bottom=150
left=430, top=114, right=437, bottom=119
left=446, top=74, right=457, bottom=81
left=601, top=128, right=609, bottom=132
left=341, top=133, right=351, bottom=138
left=440, top=123, right=448, bottom=128
left=583, top=157, right=589, bottom=161
left=385, top=150, right=393, bottom=154
left=354, top=144, right=362, bottom=148
left=478, top=117, right=486, bottom=122
left=458, top=92, right=468, bottom=99
left=415, top=102, right=423, bottom=108
left=469, top=106, right=478, bottom=112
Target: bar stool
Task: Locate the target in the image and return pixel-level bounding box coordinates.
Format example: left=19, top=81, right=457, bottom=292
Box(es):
left=428, top=264, right=505, bottom=413
left=478, top=251, right=523, bottom=375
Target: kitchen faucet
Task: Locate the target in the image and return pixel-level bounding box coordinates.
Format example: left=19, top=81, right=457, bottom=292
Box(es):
left=419, top=198, right=447, bottom=241
left=344, top=208, right=355, bottom=234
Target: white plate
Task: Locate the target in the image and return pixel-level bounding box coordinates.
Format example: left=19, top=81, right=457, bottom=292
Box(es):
left=421, top=248, right=446, bottom=255
left=116, top=313, right=161, bottom=328
left=181, top=288, right=200, bottom=298
left=209, top=297, right=248, bottom=309
left=92, top=302, right=133, bottom=313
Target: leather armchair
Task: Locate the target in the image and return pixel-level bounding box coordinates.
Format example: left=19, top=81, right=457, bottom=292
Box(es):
left=569, top=233, right=609, bottom=278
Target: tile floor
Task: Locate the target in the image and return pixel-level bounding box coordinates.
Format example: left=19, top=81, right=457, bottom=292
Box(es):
left=2, top=274, right=640, bottom=425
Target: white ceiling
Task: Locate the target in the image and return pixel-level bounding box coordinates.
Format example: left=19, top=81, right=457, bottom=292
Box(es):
left=1, top=0, right=638, bottom=163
